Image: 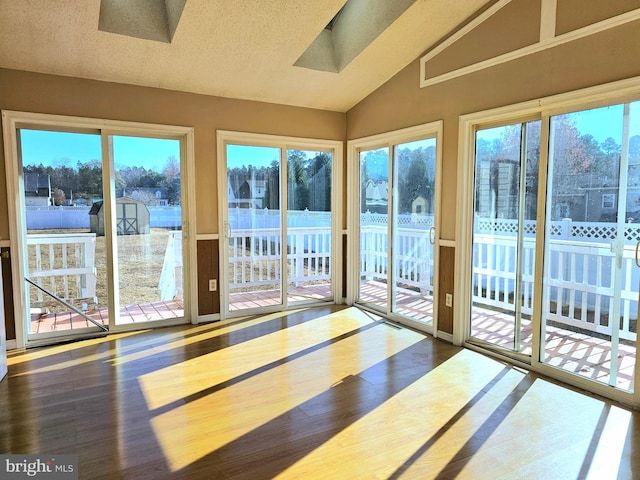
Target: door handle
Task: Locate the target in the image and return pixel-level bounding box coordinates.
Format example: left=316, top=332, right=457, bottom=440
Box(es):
left=224, top=221, right=231, bottom=240
left=635, top=240, right=640, bottom=268
left=429, top=226, right=436, bottom=245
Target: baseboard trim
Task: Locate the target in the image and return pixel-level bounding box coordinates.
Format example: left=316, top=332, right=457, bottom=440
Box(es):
left=197, top=314, right=221, bottom=323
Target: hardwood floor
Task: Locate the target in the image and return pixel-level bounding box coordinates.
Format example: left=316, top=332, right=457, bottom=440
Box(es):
left=0, top=305, right=638, bottom=479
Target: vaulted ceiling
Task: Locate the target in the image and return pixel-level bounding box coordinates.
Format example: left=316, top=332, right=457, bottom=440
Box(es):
left=0, top=0, right=492, bottom=112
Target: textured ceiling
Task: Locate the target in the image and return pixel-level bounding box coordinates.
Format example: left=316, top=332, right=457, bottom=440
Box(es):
left=0, top=0, right=492, bottom=112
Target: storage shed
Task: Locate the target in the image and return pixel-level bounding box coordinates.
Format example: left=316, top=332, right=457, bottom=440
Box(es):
left=89, top=197, right=150, bottom=235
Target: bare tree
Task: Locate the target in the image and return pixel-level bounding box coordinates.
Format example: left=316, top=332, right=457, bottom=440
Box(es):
left=52, top=187, right=66, bottom=206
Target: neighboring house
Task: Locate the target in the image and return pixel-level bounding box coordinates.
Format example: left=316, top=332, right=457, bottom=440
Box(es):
left=235, top=180, right=266, bottom=208
left=228, top=178, right=253, bottom=208
left=23, top=173, right=52, bottom=206
left=118, top=187, right=169, bottom=206
left=475, top=159, right=520, bottom=220
left=365, top=180, right=388, bottom=213
left=248, top=180, right=266, bottom=205
left=228, top=178, right=236, bottom=202
left=412, top=196, right=427, bottom=215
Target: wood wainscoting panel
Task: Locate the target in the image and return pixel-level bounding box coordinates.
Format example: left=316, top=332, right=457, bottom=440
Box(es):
left=1, top=248, right=15, bottom=341
left=437, top=245, right=454, bottom=335
left=342, top=233, right=347, bottom=299
left=197, top=239, right=220, bottom=316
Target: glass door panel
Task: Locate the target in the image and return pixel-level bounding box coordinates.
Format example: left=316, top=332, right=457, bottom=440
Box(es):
left=358, top=147, right=390, bottom=310
left=19, top=129, right=110, bottom=336
left=391, top=138, right=437, bottom=324
left=470, top=121, right=540, bottom=354
left=543, top=103, right=637, bottom=392
left=286, top=149, right=333, bottom=304
left=111, top=136, right=184, bottom=325
left=226, top=145, right=283, bottom=311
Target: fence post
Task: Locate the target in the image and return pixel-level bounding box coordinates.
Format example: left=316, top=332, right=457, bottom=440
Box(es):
left=561, top=218, right=572, bottom=239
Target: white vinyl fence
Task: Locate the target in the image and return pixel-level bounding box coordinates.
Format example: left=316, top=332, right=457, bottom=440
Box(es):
left=26, top=205, right=182, bottom=230
left=228, top=227, right=332, bottom=289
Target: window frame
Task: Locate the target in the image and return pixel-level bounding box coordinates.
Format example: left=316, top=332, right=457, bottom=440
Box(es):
left=215, top=130, right=344, bottom=318
left=456, top=76, right=640, bottom=407
left=2, top=110, right=197, bottom=347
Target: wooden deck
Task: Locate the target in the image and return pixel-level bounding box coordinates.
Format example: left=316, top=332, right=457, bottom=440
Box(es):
left=229, top=283, right=332, bottom=311
left=470, top=305, right=636, bottom=391
left=30, top=299, right=184, bottom=333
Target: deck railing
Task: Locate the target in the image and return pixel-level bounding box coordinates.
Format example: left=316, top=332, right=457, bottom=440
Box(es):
left=27, top=233, right=97, bottom=310
left=472, top=217, right=639, bottom=341
left=360, top=225, right=435, bottom=295
left=25, top=213, right=639, bottom=341
left=228, top=227, right=332, bottom=288
left=472, top=234, right=638, bottom=341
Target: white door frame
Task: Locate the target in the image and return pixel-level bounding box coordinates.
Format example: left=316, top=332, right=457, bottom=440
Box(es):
left=347, top=121, right=443, bottom=335
left=2, top=110, right=197, bottom=347
left=455, top=77, right=640, bottom=407
left=216, top=130, right=343, bottom=320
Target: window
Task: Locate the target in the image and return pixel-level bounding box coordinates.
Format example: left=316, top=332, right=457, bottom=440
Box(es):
left=602, top=193, right=616, bottom=209
left=217, top=131, right=343, bottom=317
left=2, top=111, right=196, bottom=347
left=457, top=77, right=640, bottom=406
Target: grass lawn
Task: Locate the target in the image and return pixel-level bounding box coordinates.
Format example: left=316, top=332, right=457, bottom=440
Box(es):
left=27, top=228, right=178, bottom=312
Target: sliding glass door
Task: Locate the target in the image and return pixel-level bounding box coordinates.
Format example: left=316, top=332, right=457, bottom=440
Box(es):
left=470, top=120, right=540, bottom=355
left=111, top=135, right=185, bottom=325
left=225, top=145, right=284, bottom=311
left=391, top=138, right=438, bottom=322
left=20, top=130, right=110, bottom=335
left=542, top=102, right=638, bottom=392
left=358, top=147, right=390, bottom=311
left=4, top=112, right=193, bottom=346
left=351, top=123, right=442, bottom=331
left=462, top=93, right=640, bottom=401
left=219, top=133, right=340, bottom=317
left=286, top=149, right=333, bottom=304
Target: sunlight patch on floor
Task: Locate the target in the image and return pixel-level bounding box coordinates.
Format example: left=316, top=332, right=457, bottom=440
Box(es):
left=275, top=350, right=516, bottom=479
left=149, top=318, right=425, bottom=471
left=138, top=310, right=375, bottom=410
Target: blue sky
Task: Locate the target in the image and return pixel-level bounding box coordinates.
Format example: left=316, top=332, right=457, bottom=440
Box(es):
left=20, top=130, right=180, bottom=171
left=19, top=104, right=640, bottom=172
left=572, top=103, right=624, bottom=142
left=478, top=102, right=640, bottom=144
left=20, top=132, right=310, bottom=172
left=226, top=144, right=280, bottom=169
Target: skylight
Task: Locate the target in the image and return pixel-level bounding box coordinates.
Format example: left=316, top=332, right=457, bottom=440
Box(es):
left=295, top=0, right=418, bottom=73
left=98, top=0, right=187, bottom=43
left=325, top=6, right=345, bottom=31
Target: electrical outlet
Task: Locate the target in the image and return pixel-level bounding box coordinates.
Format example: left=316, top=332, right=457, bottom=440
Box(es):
left=208, top=279, right=217, bottom=292
left=445, top=293, right=453, bottom=307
